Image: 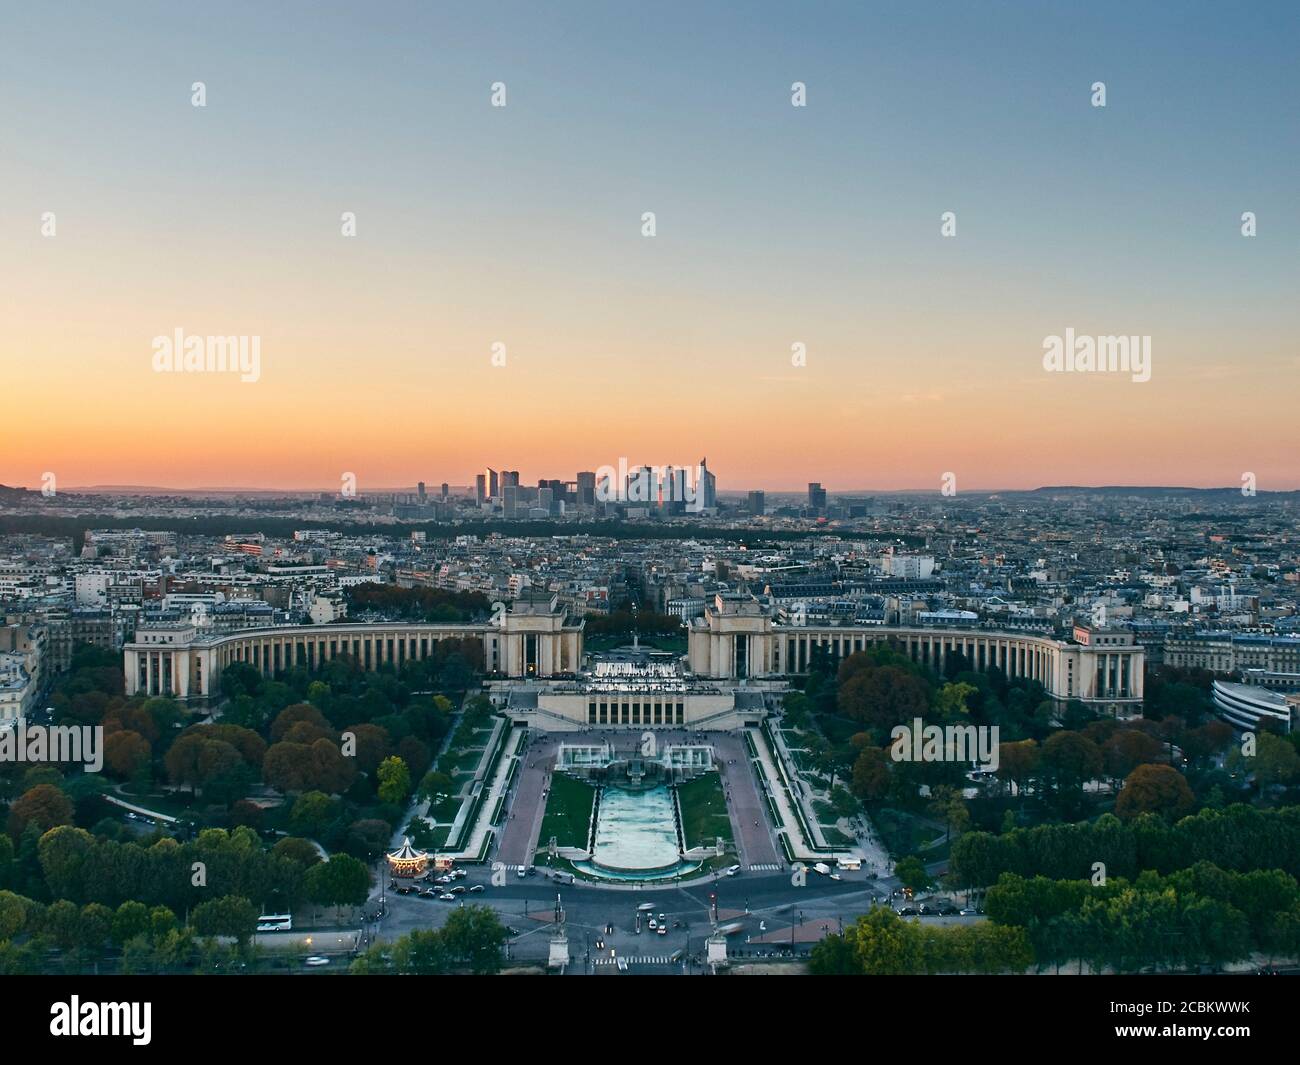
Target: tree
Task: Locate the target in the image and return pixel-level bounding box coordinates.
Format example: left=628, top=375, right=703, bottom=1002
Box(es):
left=1103, top=730, right=1164, bottom=783
left=809, top=931, right=862, bottom=974
left=996, top=739, right=1040, bottom=798
left=290, top=792, right=338, bottom=837
left=894, top=856, right=933, bottom=896
left=37, top=826, right=95, bottom=901
left=304, top=854, right=370, bottom=921
left=111, top=901, right=150, bottom=946
left=272, top=837, right=322, bottom=868
left=838, top=666, right=930, bottom=730
left=103, top=730, right=152, bottom=779
left=271, top=703, right=332, bottom=743
left=1040, top=732, right=1103, bottom=795
left=7, top=784, right=74, bottom=840
left=439, top=904, right=507, bottom=974
left=376, top=757, right=412, bottom=806
left=190, top=895, right=258, bottom=946
left=1115, top=764, right=1195, bottom=821
left=1254, top=733, right=1300, bottom=789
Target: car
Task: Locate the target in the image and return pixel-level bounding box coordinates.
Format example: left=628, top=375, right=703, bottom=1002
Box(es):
left=304, top=956, right=330, bottom=967
left=647, top=919, right=657, bottom=930
left=637, top=902, right=655, bottom=912
left=438, top=892, right=456, bottom=901
left=959, top=906, right=978, bottom=916
left=451, top=869, right=467, bottom=879
left=450, top=885, right=466, bottom=894
left=656, top=925, right=668, bottom=936
left=434, top=876, right=451, bottom=885
left=517, top=868, right=527, bottom=879
left=395, top=885, right=413, bottom=895
left=725, top=865, right=741, bottom=876
left=468, top=884, right=485, bottom=893
left=418, top=888, right=437, bottom=898
left=896, top=905, right=918, bottom=916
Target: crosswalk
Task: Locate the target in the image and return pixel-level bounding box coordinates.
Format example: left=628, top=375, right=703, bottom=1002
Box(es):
left=594, top=954, right=678, bottom=966
left=747, top=863, right=784, bottom=872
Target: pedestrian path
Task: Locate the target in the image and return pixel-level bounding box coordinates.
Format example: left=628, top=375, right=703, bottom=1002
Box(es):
left=746, top=863, right=784, bottom=872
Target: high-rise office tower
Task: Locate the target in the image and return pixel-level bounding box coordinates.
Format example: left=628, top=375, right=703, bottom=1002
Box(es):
left=808, top=482, right=827, bottom=514
left=698, top=458, right=717, bottom=510
left=475, top=474, right=487, bottom=505
left=484, top=468, right=499, bottom=500
left=627, top=465, right=657, bottom=505
left=576, top=471, right=596, bottom=508
left=748, top=490, right=766, bottom=515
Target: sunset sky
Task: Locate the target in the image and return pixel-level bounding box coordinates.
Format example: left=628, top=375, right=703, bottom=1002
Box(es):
left=2, top=2, right=1297, bottom=492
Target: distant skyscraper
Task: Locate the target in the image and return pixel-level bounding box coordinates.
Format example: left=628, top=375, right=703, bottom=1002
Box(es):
left=661, top=465, right=688, bottom=513
left=484, top=467, right=499, bottom=499
left=501, top=470, right=520, bottom=490
left=698, top=458, right=717, bottom=510
left=475, top=473, right=487, bottom=505
left=627, top=465, right=657, bottom=505
left=417, top=481, right=426, bottom=503
left=747, top=490, right=766, bottom=515
left=576, top=471, right=596, bottom=508
left=808, top=482, right=827, bottom=514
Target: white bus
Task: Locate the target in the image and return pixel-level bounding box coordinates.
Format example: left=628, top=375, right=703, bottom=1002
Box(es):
left=256, top=913, right=292, bottom=932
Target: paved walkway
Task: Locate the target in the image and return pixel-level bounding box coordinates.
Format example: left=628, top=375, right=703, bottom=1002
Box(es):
left=712, top=732, right=780, bottom=868
left=496, top=732, right=558, bottom=866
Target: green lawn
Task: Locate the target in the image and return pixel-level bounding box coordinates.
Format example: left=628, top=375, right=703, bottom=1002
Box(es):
left=677, top=773, right=733, bottom=850
left=537, top=773, right=597, bottom=850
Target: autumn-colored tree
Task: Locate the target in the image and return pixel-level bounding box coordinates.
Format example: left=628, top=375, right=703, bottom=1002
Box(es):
left=850, top=746, right=891, bottom=801
left=1115, top=763, right=1195, bottom=821
left=838, top=666, right=930, bottom=729
left=103, top=730, right=152, bottom=779
left=7, top=784, right=74, bottom=840
left=1102, top=729, right=1164, bottom=782
left=343, top=723, right=391, bottom=775
left=996, top=739, right=1040, bottom=797
left=271, top=703, right=331, bottom=743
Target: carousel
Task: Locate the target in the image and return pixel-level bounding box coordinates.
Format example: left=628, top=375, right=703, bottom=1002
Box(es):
left=385, top=837, right=429, bottom=879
